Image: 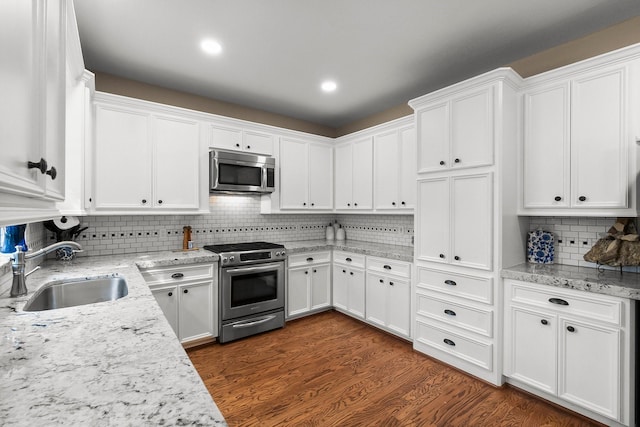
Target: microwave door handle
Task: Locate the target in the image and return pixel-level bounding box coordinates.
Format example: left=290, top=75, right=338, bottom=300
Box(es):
left=262, top=165, right=267, bottom=191
left=213, top=157, right=220, bottom=188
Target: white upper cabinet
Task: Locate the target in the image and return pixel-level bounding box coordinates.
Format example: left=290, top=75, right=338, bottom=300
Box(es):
left=208, top=123, right=273, bottom=155
left=279, top=138, right=333, bottom=210
left=334, top=137, right=373, bottom=210
left=0, top=0, right=71, bottom=225
left=521, top=51, right=640, bottom=216
left=92, top=95, right=204, bottom=213
left=374, top=125, right=416, bottom=210
left=417, top=86, right=494, bottom=173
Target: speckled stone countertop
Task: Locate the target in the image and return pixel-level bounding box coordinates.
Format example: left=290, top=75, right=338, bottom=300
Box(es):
left=502, top=263, right=640, bottom=300
left=0, top=249, right=226, bottom=426
left=281, top=239, right=414, bottom=263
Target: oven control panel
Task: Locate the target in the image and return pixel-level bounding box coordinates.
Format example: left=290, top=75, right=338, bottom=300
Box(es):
left=220, top=249, right=286, bottom=266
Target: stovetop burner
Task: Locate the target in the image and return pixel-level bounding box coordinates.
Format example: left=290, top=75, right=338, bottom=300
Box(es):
left=203, top=241, right=284, bottom=254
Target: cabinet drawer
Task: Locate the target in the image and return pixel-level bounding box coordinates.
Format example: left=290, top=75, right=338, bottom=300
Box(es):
left=507, top=280, right=622, bottom=326
left=288, top=251, right=331, bottom=267
left=333, top=251, right=365, bottom=268
left=140, top=263, right=214, bottom=285
left=367, top=256, right=411, bottom=278
left=415, top=318, right=493, bottom=371
left=416, top=291, right=493, bottom=337
left=417, top=267, right=492, bottom=304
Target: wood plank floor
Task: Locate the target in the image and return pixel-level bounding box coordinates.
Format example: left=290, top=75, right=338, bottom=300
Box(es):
left=188, top=311, right=604, bottom=427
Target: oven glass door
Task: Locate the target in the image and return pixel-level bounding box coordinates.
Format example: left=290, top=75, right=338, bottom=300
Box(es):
left=221, top=262, right=284, bottom=321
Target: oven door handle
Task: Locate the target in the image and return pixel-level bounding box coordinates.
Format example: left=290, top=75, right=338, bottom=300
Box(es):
left=226, top=262, right=283, bottom=274
left=231, top=315, right=277, bottom=328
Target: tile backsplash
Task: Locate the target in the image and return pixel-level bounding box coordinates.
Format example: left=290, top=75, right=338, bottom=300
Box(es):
left=529, top=216, right=640, bottom=272
left=49, top=196, right=414, bottom=257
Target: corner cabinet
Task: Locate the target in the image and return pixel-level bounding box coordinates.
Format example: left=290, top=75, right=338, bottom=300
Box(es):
left=0, top=0, right=73, bottom=225
left=373, top=126, right=416, bottom=210
left=332, top=251, right=366, bottom=319
left=520, top=48, right=640, bottom=216
left=287, top=251, right=332, bottom=319
left=504, top=280, right=634, bottom=427
left=279, top=138, right=333, bottom=211
left=91, top=93, right=208, bottom=214
left=410, top=68, right=526, bottom=385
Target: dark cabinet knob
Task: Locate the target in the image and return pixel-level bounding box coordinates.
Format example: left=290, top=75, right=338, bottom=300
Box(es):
left=350, top=272, right=354, bottom=276
left=439, top=160, right=445, bottom=165
left=578, top=196, right=587, bottom=202
left=454, top=256, right=460, bottom=261
left=379, top=279, right=384, bottom=283
left=28, top=158, right=47, bottom=174
left=541, top=319, right=548, bottom=325
left=389, top=282, right=394, bottom=286
left=392, top=202, right=396, bottom=206
left=444, top=280, right=457, bottom=286
left=401, top=201, right=405, bottom=205
left=168, top=292, right=173, bottom=297
left=142, top=199, right=147, bottom=204
left=235, top=143, right=240, bottom=147
left=183, top=289, right=188, bottom=294
left=567, top=326, right=576, bottom=333
left=303, top=202, right=307, bottom=206
left=342, top=269, right=346, bottom=273
left=444, top=309, right=456, bottom=316
left=443, top=338, right=455, bottom=346
left=554, top=196, right=562, bottom=202
left=46, top=166, right=57, bottom=180
left=354, top=203, right=358, bottom=206
left=454, top=158, right=460, bottom=163
left=347, top=203, right=350, bottom=207
left=171, top=273, right=184, bottom=279
left=313, top=269, right=317, bottom=273
left=305, top=271, right=309, bottom=275
left=158, top=200, right=163, bottom=204
left=439, top=254, right=445, bottom=259
left=246, top=145, right=251, bottom=149
left=311, top=203, right=315, bottom=206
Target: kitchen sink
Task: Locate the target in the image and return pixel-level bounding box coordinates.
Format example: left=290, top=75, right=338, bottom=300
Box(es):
left=22, top=274, right=128, bottom=311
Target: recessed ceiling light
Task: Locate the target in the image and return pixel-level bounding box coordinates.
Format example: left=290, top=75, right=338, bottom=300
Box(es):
left=321, top=80, right=337, bottom=93
left=201, top=39, right=222, bottom=55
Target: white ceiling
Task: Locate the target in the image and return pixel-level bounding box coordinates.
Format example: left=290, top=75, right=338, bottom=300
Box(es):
left=73, top=0, right=640, bottom=128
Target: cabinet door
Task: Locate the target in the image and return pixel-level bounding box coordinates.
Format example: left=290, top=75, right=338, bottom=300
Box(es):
left=398, top=127, right=417, bottom=209
left=374, top=131, right=399, bottom=209
left=571, top=67, right=627, bottom=208
left=523, top=84, right=570, bottom=208
left=310, top=264, right=331, bottom=310
left=451, top=173, right=493, bottom=270
left=506, top=306, right=557, bottom=395
left=280, top=138, right=309, bottom=209
left=352, top=137, right=373, bottom=209
left=416, top=177, right=450, bottom=263
left=287, top=267, right=310, bottom=316
left=332, top=265, right=348, bottom=311
left=334, top=143, right=353, bottom=209
left=417, top=102, right=449, bottom=173
left=348, top=268, right=366, bottom=319
left=450, top=86, right=494, bottom=169
left=94, top=105, right=152, bottom=209
left=153, top=115, right=200, bottom=209
left=244, top=130, right=273, bottom=155
left=308, top=143, right=333, bottom=209
left=558, top=318, right=620, bottom=420
left=365, top=272, right=387, bottom=328
left=178, top=281, right=213, bottom=343
left=387, top=277, right=411, bottom=337
left=209, top=124, right=242, bottom=152
left=151, top=285, right=179, bottom=337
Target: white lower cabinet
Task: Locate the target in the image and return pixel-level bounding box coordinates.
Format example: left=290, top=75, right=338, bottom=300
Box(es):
left=365, top=256, right=412, bottom=339
left=504, top=279, right=634, bottom=426
left=287, top=251, right=332, bottom=318
left=332, top=251, right=365, bottom=319
left=141, top=263, right=217, bottom=348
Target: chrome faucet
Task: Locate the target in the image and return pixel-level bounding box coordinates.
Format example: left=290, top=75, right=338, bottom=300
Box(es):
left=10, top=241, right=83, bottom=297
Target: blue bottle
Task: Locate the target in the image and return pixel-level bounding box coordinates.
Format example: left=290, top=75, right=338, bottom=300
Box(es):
left=0, top=224, right=28, bottom=253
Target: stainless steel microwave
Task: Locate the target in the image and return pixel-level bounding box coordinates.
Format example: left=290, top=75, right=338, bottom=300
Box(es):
left=209, top=150, right=275, bottom=194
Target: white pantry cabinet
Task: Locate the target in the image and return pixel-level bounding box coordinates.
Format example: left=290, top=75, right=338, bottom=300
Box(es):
left=92, top=94, right=206, bottom=214
left=334, top=138, right=373, bottom=210
left=504, top=279, right=634, bottom=427
left=332, top=251, right=365, bottom=319
left=373, top=126, right=416, bottom=210
left=279, top=138, right=333, bottom=210
left=410, top=68, right=525, bottom=385
left=521, top=53, right=640, bottom=216
left=287, top=251, right=332, bottom=318
left=208, top=122, right=274, bottom=155
left=0, top=0, right=74, bottom=225
left=141, top=263, right=218, bottom=348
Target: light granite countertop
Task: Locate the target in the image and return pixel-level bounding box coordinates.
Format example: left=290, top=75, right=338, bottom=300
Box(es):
left=0, top=249, right=226, bottom=426
left=502, top=263, right=640, bottom=300
left=281, top=239, right=414, bottom=263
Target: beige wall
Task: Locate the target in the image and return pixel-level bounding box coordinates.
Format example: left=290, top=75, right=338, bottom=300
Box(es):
left=95, top=16, right=640, bottom=139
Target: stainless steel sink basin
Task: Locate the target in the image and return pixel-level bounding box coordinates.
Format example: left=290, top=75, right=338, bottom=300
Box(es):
left=23, top=274, right=128, bottom=311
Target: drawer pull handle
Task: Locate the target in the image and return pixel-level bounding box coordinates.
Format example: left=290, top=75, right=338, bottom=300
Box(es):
left=567, top=326, right=576, bottom=333
left=345, top=257, right=352, bottom=262
left=443, top=338, right=455, bottom=346
left=306, top=257, right=314, bottom=262
left=444, top=309, right=456, bottom=316
left=549, top=298, right=569, bottom=306
left=383, top=265, right=392, bottom=270
left=444, top=280, right=457, bottom=286
left=541, top=319, right=548, bottom=325
left=171, top=273, right=184, bottom=279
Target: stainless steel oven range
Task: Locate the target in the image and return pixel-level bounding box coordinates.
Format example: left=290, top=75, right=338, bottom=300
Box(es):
left=203, top=242, right=286, bottom=343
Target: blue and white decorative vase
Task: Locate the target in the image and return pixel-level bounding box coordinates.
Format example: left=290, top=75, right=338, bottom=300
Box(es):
left=55, top=246, right=76, bottom=261
left=527, top=230, right=554, bottom=264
